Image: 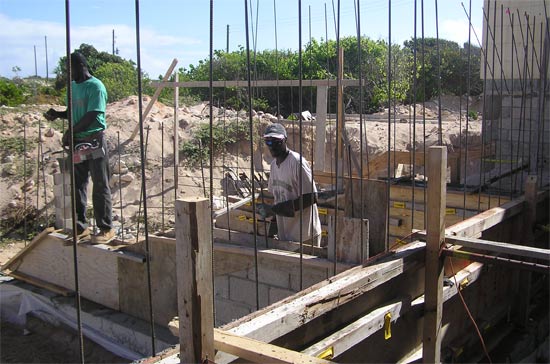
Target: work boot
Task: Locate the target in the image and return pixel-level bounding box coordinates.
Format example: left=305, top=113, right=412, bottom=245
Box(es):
left=91, top=228, right=116, bottom=244
left=77, top=227, right=91, bottom=240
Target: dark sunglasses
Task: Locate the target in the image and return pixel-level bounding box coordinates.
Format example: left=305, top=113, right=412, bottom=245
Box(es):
left=264, top=138, right=284, bottom=146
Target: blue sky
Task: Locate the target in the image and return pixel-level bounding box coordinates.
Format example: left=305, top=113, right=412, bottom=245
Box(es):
left=0, top=0, right=483, bottom=79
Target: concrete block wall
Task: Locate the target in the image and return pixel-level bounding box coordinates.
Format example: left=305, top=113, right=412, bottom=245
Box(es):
left=213, top=251, right=330, bottom=326
left=483, top=79, right=550, bottom=192
left=53, top=172, right=72, bottom=230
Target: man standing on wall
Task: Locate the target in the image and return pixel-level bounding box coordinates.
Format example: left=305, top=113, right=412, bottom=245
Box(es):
left=260, top=123, right=322, bottom=246
left=45, top=52, right=114, bottom=244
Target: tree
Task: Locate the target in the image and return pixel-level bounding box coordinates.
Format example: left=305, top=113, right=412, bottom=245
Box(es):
left=53, top=44, right=135, bottom=91
left=95, top=62, right=138, bottom=103
left=0, top=78, right=25, bottom=106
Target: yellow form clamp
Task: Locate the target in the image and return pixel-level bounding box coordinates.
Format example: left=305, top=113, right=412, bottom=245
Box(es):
left=318, top=346, right=334, bottom=360
left=384, top=312, right=392, bottom=340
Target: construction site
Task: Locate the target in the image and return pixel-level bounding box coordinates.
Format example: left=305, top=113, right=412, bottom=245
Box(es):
left=0, top=0, right=549, bottom=363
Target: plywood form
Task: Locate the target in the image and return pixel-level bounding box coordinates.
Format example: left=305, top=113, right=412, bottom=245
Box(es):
left=4, top=234, right=120, bottom=310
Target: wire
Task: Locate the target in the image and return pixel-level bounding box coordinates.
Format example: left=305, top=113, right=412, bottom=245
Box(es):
left=448, top=258, right=493, bottom=364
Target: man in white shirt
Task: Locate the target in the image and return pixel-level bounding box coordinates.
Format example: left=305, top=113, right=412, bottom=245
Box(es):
left=261, top=123, right=322, bottom=246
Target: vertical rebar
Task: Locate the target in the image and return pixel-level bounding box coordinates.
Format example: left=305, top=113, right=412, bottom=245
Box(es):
left=117, top=131, right=124, bottom=243
left=64, top=1, right=85, bottom=362
left=435, top=0, right=443, bottom=146
left=463, top=0, right=472, bottom=219
left=134, top=0, right=156, bottom=354
left=412, top=0, right=418, bottom=232
left=161, top=121, right=165, bottom=231
left=244, top=0, right=260, bottom=311
left=386, top=0, right=392, bottom=250
left=298, top=0, right=304, bottom=291
left=355, top=0, right=365, bottom=261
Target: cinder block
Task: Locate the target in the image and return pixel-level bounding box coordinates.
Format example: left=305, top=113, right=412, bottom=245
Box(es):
left=215, top=276, right=229, bottom=299
left=268, top=287, right=295, bottom=305
left=229, top=276, right=268, bottom=307
left=256, top=266, right=291, bottom=289
left=54, top=196, right=72, bottom=209
left=290, top=268, right=328, bottom=291
left=53, top=184, right=70, bottom=197
left=53, top=173, right=69, bottom=185
left=215, top=298, right=252, bottom=327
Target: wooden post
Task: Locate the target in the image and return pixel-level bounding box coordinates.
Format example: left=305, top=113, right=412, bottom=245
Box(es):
left=314, top=85, right=328, bottom=173
left=423, top=146, right=446, bottom=364
left=174, top=71, right=179, bottom=198
left=337, top=47, right=344, bottom=157
left=176, top=197, right=215, bottom=363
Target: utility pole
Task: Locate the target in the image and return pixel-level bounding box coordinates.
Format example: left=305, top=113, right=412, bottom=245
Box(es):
left=34, top=45, right=38, bottom=77
left=45, top=36, right=49, bottom=81
left=112, top=29, right=115, bottom=55
left=226, top=24, right=229, bottom=53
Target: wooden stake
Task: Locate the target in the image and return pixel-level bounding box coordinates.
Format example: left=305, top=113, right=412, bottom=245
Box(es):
left=422, top=146, right=446, bottom=364
left=175, top=197, right=214, bottom=363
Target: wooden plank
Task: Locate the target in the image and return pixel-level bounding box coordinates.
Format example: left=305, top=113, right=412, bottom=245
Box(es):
left=423, top=146, right=446, bottom=364
left=213, top=227, right=326, bottom=257
left=152, top=79, right=362, bottom=88
left=214, top=328, right=332, bottom=364
left=344, top=179, right=387, bottom=256
left=327, top=216, right=369, bottom=264
left=1, top=227, right=55, bottom=271
left=212, top=193, right=257, bottom=219
left=314, top=85, right=328, bottom=173
left=303, top=261, right=485, bottom=361
left=215, top=242, right=424, bottom=363
left=389, top=184, right=510, bottom=211
left=128, top=58, right=178, bottom=142
left=175, top=197, right=215, bottom=363
left=302, top=299, right=408, bottom=358
left=214, top=242, right=353, bottom=272
left=445, top=198, right=525, bottom=238
left=444, top=235, right=550, bottom=262
left=8, top=271, right=73, bottom=296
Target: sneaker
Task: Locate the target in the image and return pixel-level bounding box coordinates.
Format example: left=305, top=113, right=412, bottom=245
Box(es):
left=91, top=229, right=116, bottom=244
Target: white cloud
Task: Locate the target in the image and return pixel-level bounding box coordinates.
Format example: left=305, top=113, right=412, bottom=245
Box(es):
left=0, top=13, right=203, bottom=78
left=441, top=18, right=483, bottom=47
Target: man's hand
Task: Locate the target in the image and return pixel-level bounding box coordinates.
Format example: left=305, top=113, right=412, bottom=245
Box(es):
left=62, top=130, right=70, bottom=148
left=256, top=203, right=274, bottom=219
left=44, top=108, right=59, bottom=121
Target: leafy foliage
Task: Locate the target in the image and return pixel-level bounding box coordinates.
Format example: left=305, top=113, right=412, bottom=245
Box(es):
left=0, top=78, right=25, bottom=106
left=180, top=120, right=251, bottom=167
left=95, top=62, right=138, bottom=103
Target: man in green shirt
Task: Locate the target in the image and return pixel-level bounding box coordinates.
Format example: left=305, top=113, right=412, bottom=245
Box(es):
left=45, top=52, right=114, bottom=243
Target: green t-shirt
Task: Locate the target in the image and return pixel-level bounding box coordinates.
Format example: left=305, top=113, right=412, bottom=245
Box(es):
left=70, top=76, right=107, bottom=138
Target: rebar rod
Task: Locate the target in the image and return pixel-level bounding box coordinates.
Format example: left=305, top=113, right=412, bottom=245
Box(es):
left=117, top=131, right=124, bottom=243
left=412, top=0, right=418, bottom=233
left=64, top=1, right=85, bottom=362
left=355, top=0, right=366, bottom=261
left=209, top=0, right=216, bottom=324
left=243, top=0, right=260, bottom=311
left=386, top=0, right=392, bottom=250
left=434, top=0, right=443, bottom=146
left=298, top=0, right=304, bottom=291
left=332, top=0, right=341, bottom=276
left=134, top=0, right=156, bottom=354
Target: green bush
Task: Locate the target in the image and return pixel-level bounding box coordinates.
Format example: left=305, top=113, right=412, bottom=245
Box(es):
left=0, top=79, right=25, bottom=106
left=180, top=120, right=251, bottom=167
